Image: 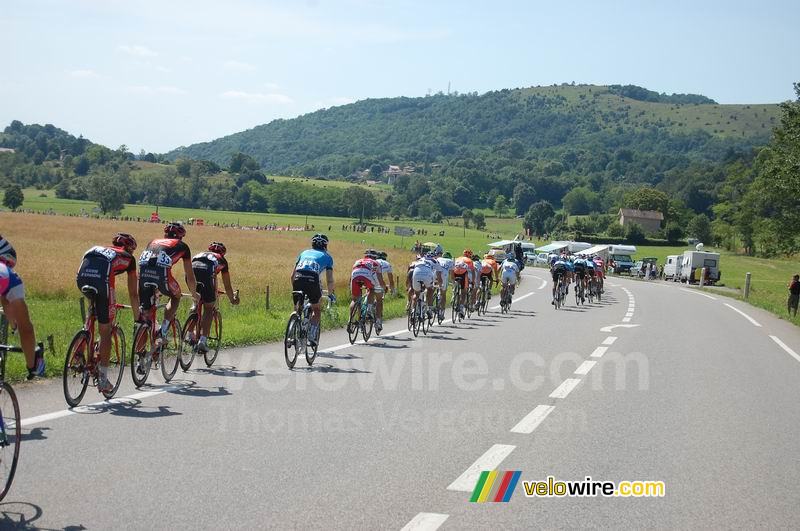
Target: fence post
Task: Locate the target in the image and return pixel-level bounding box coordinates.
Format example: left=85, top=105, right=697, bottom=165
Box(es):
left=265, top=285, right=270, bottom=312
left=700, top=267, right=706, bottom=287
left=79, top=297, right=86, bottom=323
left=744, top=272, right=751, bottom=300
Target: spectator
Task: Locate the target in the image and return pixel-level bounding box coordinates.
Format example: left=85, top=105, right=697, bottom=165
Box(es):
left=788, top=275, right=800, bottom=317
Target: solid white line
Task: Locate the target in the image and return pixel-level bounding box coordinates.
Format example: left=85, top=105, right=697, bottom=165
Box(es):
left=769, top=335, right=800, bottom=364
left=602, top=336, right=618, bottom=345
left=549, top=378, right=581, bottom=399
left=510, top=405, right=555, bottom=434
left=401, top=513, right=449, bottom=531
left=446, top=444, right=516, bottom=492
left=724, top=303, right=762, bottom=327
left=590, top=346, right=608, bottom=358
left=574, top=360, right=596, bottom=375
left=680, top=288, right=717, bottom=300
left=622, top=317, right=631, bottom=322
left=537, top=278, right=547, bottom=290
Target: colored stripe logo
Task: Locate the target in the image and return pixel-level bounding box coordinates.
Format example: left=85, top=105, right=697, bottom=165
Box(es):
left=470, top=471, right=521, bottom=502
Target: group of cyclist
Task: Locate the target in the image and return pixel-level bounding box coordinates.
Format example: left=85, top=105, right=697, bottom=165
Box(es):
left=549, top=251, right=605, bottom=305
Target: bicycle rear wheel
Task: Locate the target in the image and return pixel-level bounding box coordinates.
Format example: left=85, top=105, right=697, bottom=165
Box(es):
left=412, top=303, right=421, bottom=337
left=131, top=324, right=152, bottom=388
left=305, top=321, right=318, bottom=366
left=361, top=303, right=374, bottom=342
left=103, top=325, right=126, bottom=399
left=160, top=318, right=182, bottom=382
left=204, top=311, right=222, bottom=367
left=0, top=382, right=21, bottom=502
left=284, top=314, right=300, bottom=369
left=63, top=330, right=90, bottom=407
left=179, top=313, right=198, bottom=371
left=347, top=303, right=360, bottom=344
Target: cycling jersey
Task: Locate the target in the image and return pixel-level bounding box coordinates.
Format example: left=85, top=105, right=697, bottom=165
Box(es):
left=0, top=263, right=24, bottom=302
left=351, top=257, right=381, bottom=297
left=453, top=256, right=475, bottom=274
left=437, top=257, right=454, bottom=287
left=139, top=238, right=191, bottom=308
left=293, top=249, right=334, bottom=305
left=192, top=251, right=229, bottom=303
left=77, top=245, right=136, bottom=324
left=375, top=258, right=393, bottom=276
left=500, top=259, right=519, bottom=286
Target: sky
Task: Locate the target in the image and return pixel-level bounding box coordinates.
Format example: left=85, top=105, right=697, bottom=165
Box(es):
left=2, top=0, right=798, bottom=153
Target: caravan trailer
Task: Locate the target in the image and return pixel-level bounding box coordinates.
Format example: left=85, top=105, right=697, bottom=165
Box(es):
left=679, top=251, right=721, bottom=284
left=663, top=255, right=683, bottom=281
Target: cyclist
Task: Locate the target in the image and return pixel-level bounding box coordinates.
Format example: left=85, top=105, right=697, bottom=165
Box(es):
left=551, top=255, right=568, bottom=305
left=585, top=257, right=596, bottom=294
left=592, top=255, right=605, bottom=292
left=563, top=253, right=574, bottom=295
left=350, top=249, right=385, bottom=334
left=374, top=251, right=395, bottom=333
left=76, top=233, right=141, bottom=392
left=573, top=254, right=588, bottom=302
left=292, top=234, right=336, bottom=347
left=436, top=250, right=455, bottom=321
left=479, top=253, right=500, bottom=301
left=0, top=236, right=45, bottom=379
left=500, top=256, right=520, bottom=304
left=191, top=242, right=240, bottom=354
left=138, top=222, right=199, bottom=344
left=409, top=252, right=443, bottom=319
left=452, top=250, right=476, bottom=318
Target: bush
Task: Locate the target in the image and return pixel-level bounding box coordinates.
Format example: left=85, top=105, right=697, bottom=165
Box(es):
left=625, top=222, right=647, bottom=244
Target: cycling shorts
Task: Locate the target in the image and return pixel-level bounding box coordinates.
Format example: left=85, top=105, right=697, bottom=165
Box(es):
left=76, top=271, right=117, bottom=325
left=0, top=265, right=25, bottom=302
left=412, top=267, right=434, bottom=291
left=551, top=269, right=566, bottom=282
left=501, top=270, right=517, bottom=286
left=453, top=272, right=467, bottom=290
left=139, top=260, right=180, bottom=309
left=292, top=270, right=322, bottom=305
left=351, top=275, right=374, bottom=298
left=480, top=272, right=494, bottom=285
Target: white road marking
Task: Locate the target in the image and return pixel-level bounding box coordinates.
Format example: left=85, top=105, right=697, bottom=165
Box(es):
left=537, top=278, right=547, bottom=290
left=550, top=378, right=581, bottom=399
left=680, top=288, right=717, bottom=300
left=401, top=513, right=449, bottom=531
left=769, top=335, right=800, bottom=364
left=600, top=324, right=640, bottom=332
left=622, top=317, right=631, bottom=322
left=602, top=336, right=618, bottom=345
left=574, top=360, right=596, bottom=375
left=590, top=346, right=608, bottom=358
left=724, top=303, right=762, bottom=327
left=447, top=444, right=516, bottom=492
left=510, top=405, right=555, bottom=434
left=625, top=312, right=633, bottom=317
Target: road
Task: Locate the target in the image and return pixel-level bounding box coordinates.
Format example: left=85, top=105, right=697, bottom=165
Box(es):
left=4, top=270, right=800, bottom=529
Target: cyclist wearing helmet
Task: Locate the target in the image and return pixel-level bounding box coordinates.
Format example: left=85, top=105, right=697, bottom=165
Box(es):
left=374, top=251, right=395, bottom=332
left=292, top=234, right=335, bottom=347
left=436, top=250, right=454, bottom=321
left=0, top=235, right=45, bottom=379
left=350, top=249, right=386, bottom=333
left=500, top=256, right=520, bottom=302
left=138, top=222, right=198, bottom=340
left=76, top=233, right=140, bottom=392
left=452, top=250, right=476, bottom=318
left=409, top=252, right=443, bottom=320
left=191, top=242, right=240, bottom=353
left=479, top=253, right=500, bottom=301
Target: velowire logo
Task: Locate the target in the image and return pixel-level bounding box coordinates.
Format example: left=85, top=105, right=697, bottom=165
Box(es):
left=469, top=471, right=521, bottom=502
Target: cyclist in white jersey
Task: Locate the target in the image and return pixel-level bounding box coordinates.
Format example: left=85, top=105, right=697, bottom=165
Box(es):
left=436, top=250, right=454, bottom=321
left=500, top=257, right=520, bottom=299
left=374, top=251, right=394, bottom=333
left=410, top=252, right=443, bottom=319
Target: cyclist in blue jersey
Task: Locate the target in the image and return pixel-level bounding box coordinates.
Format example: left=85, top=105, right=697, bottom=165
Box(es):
left=291, top=234, right=336, bottom=346
left=0, top=236, right=45, bottom=379
left=564, top=255, right=575, bottom=294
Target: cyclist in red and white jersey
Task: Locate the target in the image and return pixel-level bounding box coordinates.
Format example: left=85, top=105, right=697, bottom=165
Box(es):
left=350, top=250, right=386, bottom=332
left=374, top=251, right=394, bottom=334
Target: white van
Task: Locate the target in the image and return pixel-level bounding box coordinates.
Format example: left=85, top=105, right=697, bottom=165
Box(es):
left=679, top=251, right=721, bottom=284
left=663, top=255, right=683, bottom=281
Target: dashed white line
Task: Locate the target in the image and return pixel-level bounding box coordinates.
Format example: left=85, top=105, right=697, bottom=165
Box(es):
left=447, top=444, right=516, bottom=492
left=574, top=360, right=596, bottom=375
left=769, top=335, right=800, bottom=364
left=622, top=317, right=631, bottom=323
left=590, top=346, right=608, bottom=358
left=602, top=336, right=618, bottom=346
left=510, top=405, right=555, bottom=434
left=401, top=513, right=449, bottom=531
left=625, top=312, right=633, bottom=318
left=549, top=378, right=581, bottom=399
left=724, top=303, right=762, bottom=327
left=680, top=288, right=717, bottom=300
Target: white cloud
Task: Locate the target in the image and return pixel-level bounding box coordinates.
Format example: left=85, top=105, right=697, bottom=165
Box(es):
left=224, top=60, right=257, bottom=72
left=221, top=90, right=292, bottom=104
left=69, top=69, right=102, bottom=79
left=264, top=81, right=280, bottom=90
left=118, top=45, right=158, bottom=57
left=128, top=85, right=188, bottom=95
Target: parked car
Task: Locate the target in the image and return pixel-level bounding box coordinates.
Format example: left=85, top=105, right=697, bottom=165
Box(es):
left=633, top=257, right=658, bottom=278
left=523, top=251, right=537, bottom=265
left=535, top=252, right=550, bottom=267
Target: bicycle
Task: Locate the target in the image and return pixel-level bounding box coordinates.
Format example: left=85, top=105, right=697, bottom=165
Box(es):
left=500, top=281, right=512, bottom=314
left=553, top=276, right=567, bottom=309
left=430, top=285, right=443, bottom=326
left=476, top=278, right=490, bottom=316
left=130, top=284, right=182, bottom=388
left=587, top=277, right=595, bottom=304
left=180, top=288, right=237, bottom=371
left=284, top=290, right=331, bottom=369
left=0, top=340, right=43, bottom=502
left=348, top=284, right=374, bottom=344
left=408, top=281, right=429, bottom=337
left=63, top=286, right=128, bottom=406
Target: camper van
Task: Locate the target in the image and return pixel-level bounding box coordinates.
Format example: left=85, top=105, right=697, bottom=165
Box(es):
left=608, top=245, right=637, bottom=275
left=679, top=250, right=721, bottom=284
left=663, top=255, right=683, bottom=281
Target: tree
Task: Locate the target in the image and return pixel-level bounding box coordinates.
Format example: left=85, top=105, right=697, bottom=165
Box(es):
left=88, top=173, right=128, bottom=214
left=687, top=213, right=713, bottom=244
left=624, top=187, right=669, bottom=217
left=229, top=152, right=259, bottom=174
left=513, top=183, right=536, bottom=215
left=462, top=208, right=473, bottom=229
left=175, top=159, right=191, bottom=178
left=369, top=163, right=383, bottom=178
left=2, top=184, right=23, bottom=210
left=523, top=200, right=555, bottom=236
left=74, top=156, right=90, bottom=176
left=625, top=222, right=647, bottom=244
left=665, top=222, right=684, bottom=242
left=473, top=212, right=486, bottom=230
left=493, top=195, right=508, bottom=218
left=606, top=219, right=624, bottom=237
left=562, top=186, right=599, bottom=215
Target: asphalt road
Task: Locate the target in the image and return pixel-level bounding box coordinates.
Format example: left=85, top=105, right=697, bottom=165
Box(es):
left=3, top=270, right=800, bottom=529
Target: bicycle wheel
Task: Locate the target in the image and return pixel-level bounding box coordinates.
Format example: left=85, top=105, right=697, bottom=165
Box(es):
left=451, top=287, right=459, bottom=322
left=361, top=304, right=373, bottom=342
left=284, top=314, right=300, bottom=369
left=421, top=304, right=429, bottom=336
left=179, top=313, right=198, bottom=371
left=305, top=321, right=318, bottom=367
left=204, top=310, right=222, bottom=367
left=412, top=302, right=421, bottom=337
left=160, top=318, right=181, bottom=382
left=0, top=382, right=21, bottom=502
left=347, top=302, right=360, bottom=344
left=131, top=324, right=152, bottom=388
left=63, top=330, right=90, bottom=407
left=103, top=325, right=126, bottom=399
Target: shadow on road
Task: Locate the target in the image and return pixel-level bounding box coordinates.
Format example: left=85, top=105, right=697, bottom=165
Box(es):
left=426, top=334, right=466, bottom=341
left=0, top=501, right=86, bottom=531
left=19, top=426, right=50, bottom=443
left=292, top=363, right=371, bottom=374
left=110, top=403, right=182, bottom=419
left=171, top=385, right=231, bottom=398
left=193, top=366, right=262, bottom=378
left=315, top=351, right=363, bottom=360
left=361, top=341, right=410, bottom=349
